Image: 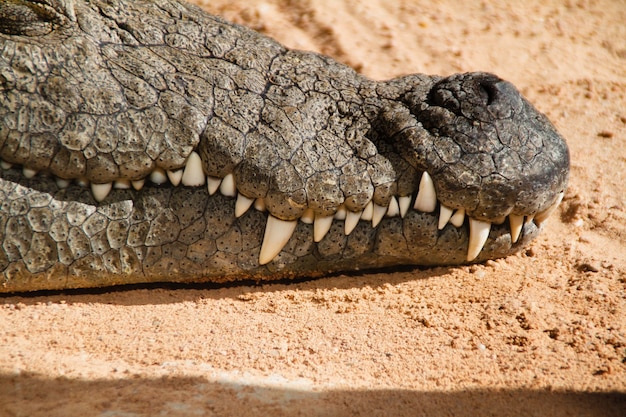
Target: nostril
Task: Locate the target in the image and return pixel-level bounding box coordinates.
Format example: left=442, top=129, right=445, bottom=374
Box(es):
left=479, top=81, right=498, bottom=106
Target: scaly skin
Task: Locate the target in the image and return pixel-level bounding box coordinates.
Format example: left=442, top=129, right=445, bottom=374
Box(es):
left=0, top=0, right=569, bottom=292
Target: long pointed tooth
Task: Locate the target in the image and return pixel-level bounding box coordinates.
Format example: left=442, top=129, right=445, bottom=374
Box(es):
left=414, top=171, right=437, bottom=212
left=23, top=167, right=38, bottom=179
left=235, top=193, right=255, bottom=218
left=259, top=215, right=298, bottom=265
left=345, top=210, right=361, bottom=235
left=398, top=195, right=412, bottom=218
left=167, top=168, right=183, bottom=186
left=361, top=201, right=374, bottom=221
left=314, top=214, right=334, bottom=242
left=114, top=179, right=131, bottom=189
left=150, top=168, right=167, bottom=185
left=372, top=204, right=387, bottom=228
left=438, top=205, right=454, bottom=230
left=254, top=198, right=266, bottom=212
left=132, top=179, right=145, bottom=190
left=55, top=178, right=71, bottom=189
left=525, top=214, right=535, bottom=225
left=450, top=208, right=465, bottom=227
left=207, top=176, right=221, bottom=195
left=91, top=182, right=113, bottom=203
left=181, top=151, right=205, bottom=186
left=534, top=192, right=564, bottom=226
left=0, top=161, right=12, bottom=170
left=467, top=218, right=491, bottom=262
left=300, top=208, right=314, bottom=224
left=386, top=197, right=400, bottom=217
left=220, top=173, right=236, bottom=197
left=509, top=214, right=524, bottom=243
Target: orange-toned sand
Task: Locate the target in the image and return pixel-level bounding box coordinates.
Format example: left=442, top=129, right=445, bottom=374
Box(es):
left=1, top=1, right=624, bottom=415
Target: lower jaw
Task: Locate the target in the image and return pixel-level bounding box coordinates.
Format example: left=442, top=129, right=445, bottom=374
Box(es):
left=1, top=170, right=539, bottom=293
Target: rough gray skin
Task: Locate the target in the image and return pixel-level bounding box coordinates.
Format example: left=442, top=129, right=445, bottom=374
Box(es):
left=0, top=0, right=569, bottom=292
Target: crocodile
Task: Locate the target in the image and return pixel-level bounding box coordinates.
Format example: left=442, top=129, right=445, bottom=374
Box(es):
left=0, top=0, right=569, bottom=293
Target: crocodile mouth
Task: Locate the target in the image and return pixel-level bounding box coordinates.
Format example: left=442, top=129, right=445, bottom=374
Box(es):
left=0, top=152, right=564, bottom=266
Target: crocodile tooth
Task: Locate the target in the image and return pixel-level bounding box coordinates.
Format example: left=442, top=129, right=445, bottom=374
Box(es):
left=372, top=203, right=387, bottom=227
left=182, top=151, right=205, bottom=186
left=300, top=208, right=315, bottom=224
left=467, top=218, right=491, bottom=261
left=55, top=178, right=71, bottom=189
left=534, top=192, right=564, bottom=226
left=0, top=161, right=12, bottom=170
left=167, top=168, right=183, bottom=186
left=334, top=205, right=347, bottom=220
left=386, top=196, right=400, bottom=217
left=509, top=214, right=524, bottom=243
left=150, top=168, right=167, bottom=185
left=414, top=171, right=437, bottom=212
left=345, top=210, right=361, bottom=235
left=398, top=195, right=412, bottom=218
left=23, top=167, right=38, bottom=179
left=132, top=179, right=145, bottom=190
left=254, top=198, right=266, bottom=212
left=220, top=173, right=236, bottom=197
left=314, top=214, right=334, bottom=242
left=450, top=208, right=465, bottom=227
left=76, top=178, right=89, bottom=187
left=91, top=182, right=112, bottom=202
left=438, top=204, right=454, bottom=230
left=207, top=176, right=221, bottom=195
left=361, top=201, right=374, bottom=221
left=525, top=214, right=535, bottom=225
left=259, top=215, right=298, bottom=265
left=235, top=193, right=255, bottom=218
left=114, top=179, right=131, bottom=189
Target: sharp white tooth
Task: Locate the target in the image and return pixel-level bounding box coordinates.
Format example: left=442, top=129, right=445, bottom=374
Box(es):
left=234, top=193, right=255, bottom=218
left=181, top=151, right=205, bottom=186
left=167, top=168, right=183, bottom=186
left=334, top=205, right=346, bottom=220
left=525, top=214, right=535, bottom=225
left=55, top=178, right=71, bottom=189
left=0, top=161, right=12, bottom=170
left=220, top=173, right=236, bottom=197
left=150, top=168, right=167, bottom=185
left=534, top=192, right=564, bottom=226
left=23, top=167, right=38, bottom=179
left=413, top=171, right=437, bottom=212
left=467, top=218, right=491, bottom=262
left=450, top=208, right=465, bottom=227
left=91, top=182, right=113, bottom=203
left=509, top=214, right=524, bottom=243
left=207, top=176, right=221, bottom=195
left=361, top=201, right=374, bottom=221
left=345, top=210, right=361, bottom=235
left=132, top=179, right=145, bottom=190
left=114, top=179, right=131, bottom=189
left=372, top=203, right=387, bottom=228
left=254, top=198, right=266, bottom=212
left=438, top=204, right=454, bottom=230
left=300, top=208, right=315, bottom=224
left=386, top=197, right=400, bottom=217
left=314, top=214, right=334, bottom=242
left=76, top=177, right=89, bottom=187
left=398, top=195, right=412, bottom=218
left=259, top=215, right=298, bottom=265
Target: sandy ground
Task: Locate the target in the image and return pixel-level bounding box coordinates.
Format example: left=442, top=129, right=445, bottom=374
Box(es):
left=1, top=0, right=625, bottom=416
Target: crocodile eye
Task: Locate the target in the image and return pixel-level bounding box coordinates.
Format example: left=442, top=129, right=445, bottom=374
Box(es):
left=0, top=0, right=63, bottom=36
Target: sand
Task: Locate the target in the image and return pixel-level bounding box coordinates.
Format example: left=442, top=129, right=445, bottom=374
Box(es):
left=1, top=0, right=625, bottom=416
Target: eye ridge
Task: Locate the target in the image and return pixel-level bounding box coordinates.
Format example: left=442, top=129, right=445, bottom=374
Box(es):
left=0, top=0, right=61, bottom=36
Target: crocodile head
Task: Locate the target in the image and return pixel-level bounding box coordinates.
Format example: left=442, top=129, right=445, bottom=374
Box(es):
left=0, top=0, right=569, bottom=291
